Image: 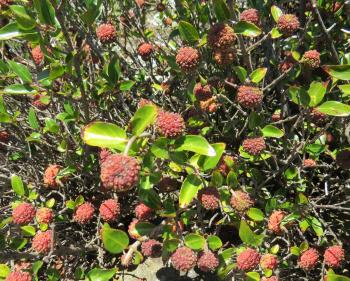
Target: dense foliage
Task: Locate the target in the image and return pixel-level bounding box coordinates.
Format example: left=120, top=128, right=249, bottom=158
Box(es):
left=0, top=0, right=350, bottom=280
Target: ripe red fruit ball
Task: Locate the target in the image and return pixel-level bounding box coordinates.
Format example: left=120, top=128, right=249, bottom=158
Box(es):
left=230, top=190, right=254, bottom=212
left=242, top=137, right=266, bottom=156
left=32, top=94, right=50, bottom=110
left=135, top=203, right=153, bottom=220
left=171, top=246, right=197, bottom=271
left=12, top=202, right=36, bottom=225
left=99, top=148, right=112, bottom=165
left=200, top=97, right=218, bottom=113
left=198, top=187, right=220, bottom=210
left=197, top=251, right=219, bottom=272
left=207, top=23, right=236, bottom=49
left=73, top=202, right=94, bottom=224
left=324, top=245, right=345, bottom=268
left=303, top=159, right=317, bottom=168
left=239, top=9, right=260, bottom=26
left=0, top=130, right=9, bottom=143
left=156, top=111, right=185, bottom=138
left=176, top=47, right=200, bottom=72
left=260, top=254, right=278, bottom=270
left=96, top=23, right=116, bottom=44
left=237, top=86, right=263, bottom=109
left=141, top=239, right=162, bottom=257
left=261, top=277, right=279, bottom=281
left=138, top=43, right=154, bottom=60
left=99, top=199, right=120, bottom=222
left=100, top=154, right=140, bottom=192
left=31, top=46, right=44, bottom=66
left=277, top=14, right=300, bottom=35
left=268, top=210, right=286, bottom=234
left=299, top=248, right=319, bottom=270
left=302, top=50, right=321, bottom=68
left=194, top=82, right=212, bottom=101
left=236, top=248, right=260, bottom=271
left=36, top=208, right=53, bottom=224
left=32, top=230, right=53, bottom=253
left=5, top=271, right=32, bottom=281
left=43, top=164, right=63, bottom=189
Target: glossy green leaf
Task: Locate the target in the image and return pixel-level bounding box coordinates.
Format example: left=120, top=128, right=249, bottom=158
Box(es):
left=233, top=66, right=247, bottom=83
left=235, top=21, right=262, bottom=37
left=32, top=261, right=44, bottom=281
left=226, top=171, right=238, bottom=188
left=175, top=135, right=216, bottom=156
left=250, top=68, right=267, bottom=83
left=197, top=142, right=225, bottom=171
left=262, top=125, right=284, bottom=138
left=271, top=27, right=283, bottom=39
left=8, top=61, right=32, bottom=83
left=179, top=174, right=202, bottom=208
left=86, top=268, right=117, bottom=281
left=119, top=80, right=135, bottom=91
left=82, top=122, right=128, bottom=149
left=322, top=65, right=350, bottom=80
left=338, top=84, right=350, bottom=97
left=130, top=105, right=157, bottom=136
left=11, top=174, right=25, bottom=196
left=184, top=233, right=206, bottom=250
left=33, top=0, right=56, bottom=26
left=28, top=108, right=40, bottom=130
left=10, top=5, right=36, bottom=30
left=327, top=274, right=350, bottom=281
left=101, top=225, right=129, bottom=254
left=21, top=225, right=36, bottom=236
left=178, top=21, right=199, bottom=43
left=246, top=208, right=264, bottom=221
left=207, top=235, right=223, bottom=251
left=0, top=264, right=10, bottom=279
left=0, top=22, right=22, bottom=40
left=239, top=220, right=265, bottom=246
left=316, top=101, right=350, bottom=117
left=246, top=272, right=260, bottom=281
left=271, top=5, right=283, bottom=22
left=308, top=81, right=326, bottom=107
left=213, top=0, right=231, bottom=21
left=150, top=138, right=169, bottom=159
left=2, top=84, right=37, bottom=95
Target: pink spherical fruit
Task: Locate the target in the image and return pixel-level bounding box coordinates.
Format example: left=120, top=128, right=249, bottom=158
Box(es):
left=230, top=190, right=254, bottom=212
left=73, top=202, right=94, bottom=224
left=299, top=248, right=319, bottom=270
left=0, top=130, right=9, bottom=143
left=198, top=187, right=220, bottom=210
left=141, top=239, right=162, bottom=257
left=100, top=154, right=140, bottom=192
left=99, top=199, right=120, bottom=222
left=99, top=148, right=112, bottom=165
left=197, top=251, right=219, bottom=272
left=43, top=164, right=62, bottom=189
left=324, top=245, right=345, bottom=268
left=12, top=203, right=36, bottom=225
left=260, top=254, right=278, bottom=270
left=171, top=246, right=197, bottom=271
left=268, top=210, right=286, bottom=234
left=176, top=47, right=200, bottom=71
left=242, top=137, right=266, bottom=156
left=156, top=111, right=185, bottom=138
left=303, top=158, right=317, bottom=168
left=135, top=203, right=153, bottom=220
left=32, top=230, right=53, bottom=254
left=138, top=42, right=154, bottom=59
left=207, top=23, right=236, bottom=49
left=302, top=50, right=321, bottom=68
left=240, top=9, right=260, bottom=26
left=31, top=46, right=44, bottom=65
left=261, top=277, right=279, bottom=281
left=237, top=86, right=263, bottom=108
left=96, top=23, right=116, bottom=43
left=277, top=14, right=300, bottom=35
left=5, top=271, right=32, bottom=281
left=36, top=208, right=53, bottom=224
left=237, top=248, right=260, bottom=271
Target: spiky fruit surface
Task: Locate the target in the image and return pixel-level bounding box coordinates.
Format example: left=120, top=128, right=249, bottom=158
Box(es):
left=272, top=112, right=282, bottom=122
left=242, top=137, right=266, bottom=156
left=336, top=149, right=350, bottom=169
left=260, top=254, right=278, bottom=270
left=32, top=95, right=49, bottom=110
left=302, top=50, right=321, bottom=68
left=198, top=187, right=220, bottom=210
left=43, top=164, right=62, bottom=189
left=171, top=246, right=197, bottom=272
left=218, top=155, right=235, bottom=176
left=310, top=108, right=327, bottom=125
left=324, top=245, right=345, bottom=268
left=36, top=208, right=53, bottom=224
left=100, top=154, right=140, bottom=192
left=0, top=130, right=9, bottom=143
left=268, top=210, right=286, bottom=234
left=128, top=218, right=141, bottom=239
left=5, top=271, right=32, bottom=281
left=279, top=54, right=295, bottom=73
left=237, top=248, right=260, bottom=271
left=277, top=14, right=300, bottom=35
left=200, top=97, right=218, bottom=113
left=303, top=158, right=317, bottom=168
left=299, top=248, right=319, bottom=270
left=194, top=83, right=212, bottom=101
left=156, top=111, right=185, bottom=138
left=240, top=9, right=260, bottom=25
left=12, top=203, right=35, bottom=225
left=135, top=203, right=153, bottom=220
left=99, top=148, right=112, bottom=165
left=31, top=46, right=44, bottom=65
left=138, top=43, right=154, bottom=59
left=73, top=202, right=94, bottom=224
left=32, top=230, right=52, bottom=253
left=261, top=277, right=279, bottom=281
left=197, top=251, right=219, bottom=272
left=141, top=239, right=162, bottom=257
left=96, top=23, right=116, bottom=43
left=99, top=199, right=120, bottom=222
left=213, top=48, right=235, bottom=65
left=237, top=86, right=263, bottom=108
left=176, top=47, right=200, bottom=71
left=230, top=190, right=254, bottom=212
left=207, top=23, right=236, bottom=49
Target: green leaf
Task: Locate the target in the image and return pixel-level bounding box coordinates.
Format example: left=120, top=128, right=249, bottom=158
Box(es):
left=246, top=208, right=264, bottom=221
left=316, top=101, right=350, bottom=117
left=197, top=143, right=225, bottom=171
left=101, top=225, right=129, bottom=254
left=21, top=225, right=36, bottom=236
left=338, top=84, right=350, bottom=97
left=178, top=21, right=199, bottom=43
left=207, top=235, right=222, bottom=251
left=213, top=0, right=231, bottom=21
left=175, top=135, right=216, bottom=156
left=33, top=0, right=56, bottom=26
left=0, top=264, right=10, bottom=279
left=106, top=57, right=121, bottom=84
left=226, top=171, right=238, bottom=188
left=130, top=105, right=157, bottom=136
left=11, top=174, right=25, bottom=196
left=262, top=125, right=284, bottom=138
left=288, top=86, right=309, bottom=106
left=250, top=68, right=267, bottom=83
left=10, top=5, right=36, bottom=30
left=150, top=138, right=169, bottom=159
left=239, top=220, right=265, bottom=246
left=119, top=80, right=135, bottom=91
left=179, top=174, right=202, bottom=208
left=0, top=22, right=22, bottom=40
left=86, top=268, right=117, bottom=281
left=235, top=21, right=262, bottom=37
left=8, top=60, right=32, bottom=83
left=82, top=122, right=128, bottom=149
left=308, top=81, right=326, bottom=107
left=32, top=261, right=44, bottom=281
left=322, top=65, right=350, bottom=80
left=327, top=274, right=350, bottom=281
left=271, top=5, right=283, bottom=22
left=306, top=216, right=324, bottom=237
left=246, top=272, right=260, bottom=281
left=233, top=66, right=247, bottom=83
left=271, top=27, right=283, bottom=39
left=2, top=84, right=37, bottom=95
left=291, top=246, right=300, bottom=256
left=28, top=108, right=40, bottom=129
left=184, top=233, right=206, bottom=250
